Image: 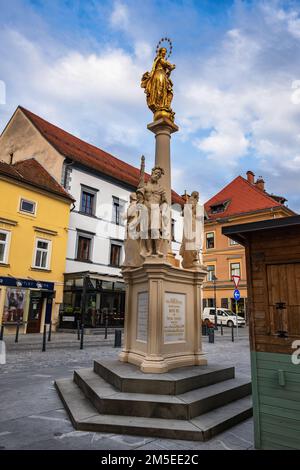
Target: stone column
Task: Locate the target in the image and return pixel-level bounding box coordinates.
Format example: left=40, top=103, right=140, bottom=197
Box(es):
left=147, top=118, right=179, bottom=206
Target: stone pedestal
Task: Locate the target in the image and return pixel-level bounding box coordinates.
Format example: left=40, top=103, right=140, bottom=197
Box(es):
left=119, top=259, right=207, bottom=373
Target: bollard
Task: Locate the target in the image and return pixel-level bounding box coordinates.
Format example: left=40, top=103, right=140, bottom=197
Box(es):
left=104, top=315, right=108, bottom=340
left=15, top=321, right=20, bottom=343
left=80, top=324, right=84, bottom=350
left=231, top=322, right=234, bottom=342
left=114, top=329, right=122, bottom=348
left=220, top=323, right=223, bottom=336
left=42, top=324, right=47, bottom=352
left=208, top=328, right=214, bottom=344
left=48, top=321, right=52, bottom=342
left=0, top=324, right=4, bottom=341
left=77, top=320, right=80, bottom=340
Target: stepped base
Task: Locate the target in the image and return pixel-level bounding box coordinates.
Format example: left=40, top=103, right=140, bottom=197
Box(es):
left=55, top=359, right=252, bottom=441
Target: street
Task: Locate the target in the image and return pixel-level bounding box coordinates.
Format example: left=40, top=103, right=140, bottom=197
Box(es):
left=0, top=328, right=254, bottom=450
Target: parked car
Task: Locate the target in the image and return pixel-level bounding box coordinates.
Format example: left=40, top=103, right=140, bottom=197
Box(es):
left=202, top=307, right=246, bottom=327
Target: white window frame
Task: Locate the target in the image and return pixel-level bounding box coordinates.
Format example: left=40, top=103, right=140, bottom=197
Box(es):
left=207, top=264, right=216, bottom=282
left=33, top=237, right=52, bottom=270
left=19, top=197, right=37, bottom=216
left=0, top=229, right=11, bottom=264
left=230, top=262, right=241, bottom=279
left=206, top=231, right=215, bottom=250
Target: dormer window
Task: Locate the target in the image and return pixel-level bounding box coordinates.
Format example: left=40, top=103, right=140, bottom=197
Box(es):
left=210, top=200, right=230, bottom=215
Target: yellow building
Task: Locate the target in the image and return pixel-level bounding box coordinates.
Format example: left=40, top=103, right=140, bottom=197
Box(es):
left=203, top=171, right=295, bottom=317
left=0, top=158, right=74, bottom=333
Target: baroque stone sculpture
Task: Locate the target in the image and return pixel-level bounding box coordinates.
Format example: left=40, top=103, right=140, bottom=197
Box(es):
left=180, top=191, right=204, bottom=269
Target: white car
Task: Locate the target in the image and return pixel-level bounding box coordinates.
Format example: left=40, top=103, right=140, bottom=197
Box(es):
left=202, top=307, right=246, bottom=327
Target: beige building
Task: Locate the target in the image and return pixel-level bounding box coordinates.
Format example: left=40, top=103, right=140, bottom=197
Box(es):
left=203, top=171, right=295, bottom=317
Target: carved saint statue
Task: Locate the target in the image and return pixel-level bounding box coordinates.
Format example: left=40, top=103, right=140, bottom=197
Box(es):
left=180, top=191, right=203, bottom=269
left=141, top=46, right=176, bottom=122
left=139, top=166, right=168, bottom=257
left=123, top=192, right=144, bottom=268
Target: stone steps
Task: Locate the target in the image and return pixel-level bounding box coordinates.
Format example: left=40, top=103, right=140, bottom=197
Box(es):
left=94, top=358, right=235, bottom=395
left=55, top=377, right=252, bottom=441
left=74, top=368, right=251, bottom=420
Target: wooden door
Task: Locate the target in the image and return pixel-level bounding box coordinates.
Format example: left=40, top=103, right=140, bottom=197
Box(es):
left=27, top=293, right=44, bottom=333
left=267, top=263, right=300, bottom=338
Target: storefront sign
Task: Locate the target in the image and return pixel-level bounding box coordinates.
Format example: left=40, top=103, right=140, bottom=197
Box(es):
left=0, top=276, right=54, bottom=290
left=136, top=291, right=148, bottom=342
left=62, top=316, right=75, bottom=322
left=164, top=293, right=186, bottom=343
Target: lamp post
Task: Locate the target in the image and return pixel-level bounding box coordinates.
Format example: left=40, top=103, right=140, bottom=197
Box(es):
left=212, top=274, right=218, bottom=330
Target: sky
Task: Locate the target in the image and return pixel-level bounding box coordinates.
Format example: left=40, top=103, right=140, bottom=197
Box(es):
left=1, top=0, right=300, bottom=210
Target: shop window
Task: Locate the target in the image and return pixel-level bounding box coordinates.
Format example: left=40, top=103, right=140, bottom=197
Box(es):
left=0, top=230, right=10, bottom=264
left=207, top=265, right=215, bottom=281
left=20, top=198, right=36, bottom=215
left=112, top=197, right=125, bottom=225
left=77, top=235, right=92, bottom=262
left=207, top=298, right=215, bottom=308
left=206, top=232, right=215, bottom=249
left=221, top=298, right=229, bottom=309
left=33, top=238, right=51, bottom=269
left=230, top=262, right=241, bottom=278
left=110, top=242, right=122, bottom=266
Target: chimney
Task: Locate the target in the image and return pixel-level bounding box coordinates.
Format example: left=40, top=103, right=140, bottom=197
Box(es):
left=256, top=176, right=265, bottom=192
left=246, top=170, right=255, bottom=185
left=9, top=153, right=14, bottom=165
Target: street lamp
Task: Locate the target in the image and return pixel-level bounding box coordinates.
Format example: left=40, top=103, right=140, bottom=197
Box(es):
left=212, top=274, right=218, bottom=330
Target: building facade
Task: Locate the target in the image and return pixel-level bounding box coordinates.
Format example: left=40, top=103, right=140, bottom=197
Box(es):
left=0, top=106, right=183, bottom=329
left=203, top=171, right=295, bottom=317
left=0, top=158, right=73, bottom=333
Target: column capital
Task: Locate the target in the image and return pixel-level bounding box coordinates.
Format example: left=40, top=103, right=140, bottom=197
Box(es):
left=147, top=118, right=179, bottom=135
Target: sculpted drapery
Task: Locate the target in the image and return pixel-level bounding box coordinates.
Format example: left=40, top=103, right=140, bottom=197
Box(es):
left=141, top=47, right=176, bottom=122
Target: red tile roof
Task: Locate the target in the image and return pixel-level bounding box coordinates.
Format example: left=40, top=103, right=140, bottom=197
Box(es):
left=19, top=106, right=184, bottom=206
left=205, top=176, right=290, bottom=220
left=0, top=158, right=74, bottom=202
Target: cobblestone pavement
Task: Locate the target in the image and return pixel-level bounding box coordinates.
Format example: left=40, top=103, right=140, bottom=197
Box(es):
left=0, top=328, right=254, bottom=450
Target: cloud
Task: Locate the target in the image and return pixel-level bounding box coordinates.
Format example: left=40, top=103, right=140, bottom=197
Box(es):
left=110, top=1, right=130, bottom=30
left=1, top=0, right=300, bottom=211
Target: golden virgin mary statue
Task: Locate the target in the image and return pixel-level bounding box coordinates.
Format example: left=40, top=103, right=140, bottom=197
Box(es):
left=141, top=43, right=176, bottom=122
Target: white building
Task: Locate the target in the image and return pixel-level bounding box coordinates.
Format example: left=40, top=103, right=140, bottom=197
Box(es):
left=0, top=106, right=183, bottom=328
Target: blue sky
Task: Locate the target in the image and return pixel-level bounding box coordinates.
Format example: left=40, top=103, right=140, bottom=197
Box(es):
left=1, top=0, right=300, bottom=210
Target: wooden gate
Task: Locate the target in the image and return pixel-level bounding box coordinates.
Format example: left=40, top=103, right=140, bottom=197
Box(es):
left=267, top=263, right=300, bottom=338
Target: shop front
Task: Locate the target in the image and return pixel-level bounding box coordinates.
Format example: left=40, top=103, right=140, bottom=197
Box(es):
left=61, top=272, right=125, bottom=329
left=0, top=276, right=55, bottom=334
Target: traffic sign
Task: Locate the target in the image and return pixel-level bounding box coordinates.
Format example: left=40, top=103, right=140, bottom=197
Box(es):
left=234, top=289, right=241, bottom=301
left=232, top=275, right=240, bottom=288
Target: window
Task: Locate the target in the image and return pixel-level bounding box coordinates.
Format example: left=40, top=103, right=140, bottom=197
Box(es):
left=77, top=235, right=92, bottom=261
left=0, top=230, right=10, bottom=263
left=207, top=265, right=215, bottom=281
left=20, top=198, right=36, bottom=215
left=230, top=262, right=241, bottom=278
left=221, top=298, right=229, bottom=309
left=110, top=243, right=122, bottom=266
left=229, top=238, right=239, bottom=246
left=112, top=197, right=125, bottom=225
left=206, top=232, right=215, bottom=249
left=34, top=239, right=51, bottom=269
left=81, top=191, right=94, bottom=215
left=171, top=219, right=175, bottom=241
